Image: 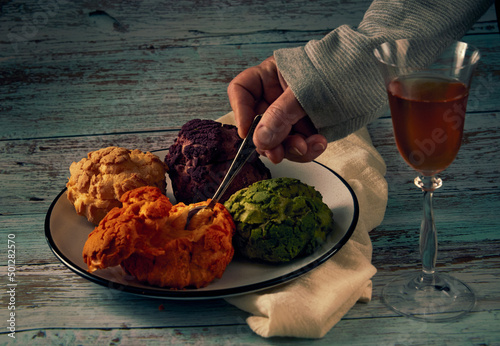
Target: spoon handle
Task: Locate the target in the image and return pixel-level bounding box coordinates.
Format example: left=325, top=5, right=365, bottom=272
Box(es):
left=208, top=114, right=263, bottom=207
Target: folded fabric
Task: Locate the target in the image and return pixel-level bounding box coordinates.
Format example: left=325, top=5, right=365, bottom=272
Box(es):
left=217, top=112, right=388, bottom=338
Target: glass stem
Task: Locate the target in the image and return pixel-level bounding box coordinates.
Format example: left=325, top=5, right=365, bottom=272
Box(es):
left=415, top=176, right=442, bottom=275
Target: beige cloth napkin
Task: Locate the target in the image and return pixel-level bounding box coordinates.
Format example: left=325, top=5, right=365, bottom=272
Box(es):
left=217, top=112, right=388, bottom=339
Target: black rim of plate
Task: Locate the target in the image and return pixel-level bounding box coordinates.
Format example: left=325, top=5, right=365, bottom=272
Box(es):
left=44, top=159, right=359, bottom=300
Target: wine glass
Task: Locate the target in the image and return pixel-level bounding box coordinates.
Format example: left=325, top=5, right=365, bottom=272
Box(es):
left=374, top=39, right=480, bottom=321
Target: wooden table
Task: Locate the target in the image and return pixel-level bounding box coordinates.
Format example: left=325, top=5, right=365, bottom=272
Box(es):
left=1, top=1, right=498, bottom=344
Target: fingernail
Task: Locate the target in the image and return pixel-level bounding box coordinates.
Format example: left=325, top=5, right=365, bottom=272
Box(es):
left=290, top=146, right=305, bottom=156
left=312, top=142, right=326, bottom=152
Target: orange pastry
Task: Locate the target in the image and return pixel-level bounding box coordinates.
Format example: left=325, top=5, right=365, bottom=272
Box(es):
left=83, top=186, right=235, bottom=289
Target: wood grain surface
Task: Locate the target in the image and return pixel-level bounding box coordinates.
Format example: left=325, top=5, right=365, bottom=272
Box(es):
left=1, top=0, right=499, bottom=344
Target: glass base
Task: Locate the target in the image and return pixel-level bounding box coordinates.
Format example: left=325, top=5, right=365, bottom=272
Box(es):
left=382, top=271, right=475, bottom=322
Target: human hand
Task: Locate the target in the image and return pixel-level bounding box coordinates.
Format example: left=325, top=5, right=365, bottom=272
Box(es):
left=227, top=56, right=327, bottom=164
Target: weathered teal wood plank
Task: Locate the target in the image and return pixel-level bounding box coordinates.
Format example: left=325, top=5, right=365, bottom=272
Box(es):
left=1, top=270, right=498, bottom=345
left=367, top=112, right=500, bottom=250
left=1, top=256, right=498, bottom=333
left=0, top=1, right=498, bottom=344
left=0, top=131, right=180, bottom=216
left=5, top=308, right=500, bottom=346
left=1, top=32, right=497, bottom=140
left=0, top=0, right=371, bottom=53
left=1, top=111, right=498, bottom=222
left=0, top=4, right=497, bottom=140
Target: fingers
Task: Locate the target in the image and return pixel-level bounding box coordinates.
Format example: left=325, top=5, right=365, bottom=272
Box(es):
left=253, top=87, right=306, bottom=150
left=227, top=69, right=265, bottom=139
left=261, top=133, right=327, bottom=164
left=259, top=108, right=327, bottom=163
left=227, top=56, right=328, bottom=164
left=286, top=134, right=328, bottom=162
left=227, top=57, right=282, bottom=139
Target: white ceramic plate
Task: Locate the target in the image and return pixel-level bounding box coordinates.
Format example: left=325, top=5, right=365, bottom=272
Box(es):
left=45, top=150, right=358, bottom=300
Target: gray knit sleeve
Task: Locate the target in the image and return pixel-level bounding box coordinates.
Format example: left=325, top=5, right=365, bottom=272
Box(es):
left=274, top=0, right=493, bottom=142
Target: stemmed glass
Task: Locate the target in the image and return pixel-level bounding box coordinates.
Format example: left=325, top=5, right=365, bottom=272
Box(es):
left=374, top=39, right=480, bottom=321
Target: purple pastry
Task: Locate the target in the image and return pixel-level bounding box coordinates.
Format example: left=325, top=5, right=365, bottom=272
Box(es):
left=165, top=119, right=271, bottom=204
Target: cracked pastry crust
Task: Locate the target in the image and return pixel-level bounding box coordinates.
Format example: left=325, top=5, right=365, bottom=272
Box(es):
left=66, top=146, right=166, bottom=224
left=164, top=119, right=271, bottom=204
left=82, top=186, right=235, bottom=289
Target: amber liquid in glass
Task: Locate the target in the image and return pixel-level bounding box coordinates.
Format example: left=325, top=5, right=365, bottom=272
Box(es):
left=387, top=75, right=469, bottom=176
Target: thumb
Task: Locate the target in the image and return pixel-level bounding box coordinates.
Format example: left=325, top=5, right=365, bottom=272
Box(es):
left=253, top=88, right=306, bottom=150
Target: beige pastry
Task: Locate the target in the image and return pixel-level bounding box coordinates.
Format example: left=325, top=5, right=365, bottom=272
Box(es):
left=66, top=146, right=166, bottom=224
